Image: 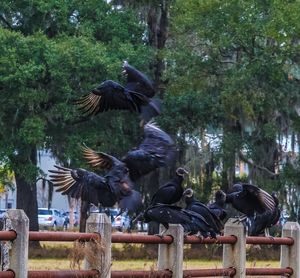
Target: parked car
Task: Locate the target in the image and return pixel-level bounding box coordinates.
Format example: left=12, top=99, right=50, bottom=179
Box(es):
left=109, top=209, right=131, bottom=232
left=38, top=208, right=65, bottom=229
left=61, top=211, right=79, bottom=229
left=137, top=221, right=148, bottom=232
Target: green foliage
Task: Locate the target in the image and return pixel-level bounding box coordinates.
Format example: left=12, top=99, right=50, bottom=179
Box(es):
left=0, top=1, right=152, bottom=184
left=0, top=165, right=15, bottom=192
left=1, top=0, right=300, bottom=221
left=19, top=116, right=46, bottom=145
left=159, top=0, right=300, bottom=218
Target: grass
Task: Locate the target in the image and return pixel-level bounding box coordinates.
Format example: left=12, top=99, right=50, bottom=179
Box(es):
left=28, top=258, right=279, bottom=271
left=28, top=239, right=280, bottom=274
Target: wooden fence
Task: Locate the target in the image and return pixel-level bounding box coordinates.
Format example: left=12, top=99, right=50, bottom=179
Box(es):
left=0, top=209, right=299, bottom=278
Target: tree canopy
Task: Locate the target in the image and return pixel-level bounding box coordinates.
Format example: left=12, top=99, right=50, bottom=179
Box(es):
left=0, top=0, right=300, bottom=225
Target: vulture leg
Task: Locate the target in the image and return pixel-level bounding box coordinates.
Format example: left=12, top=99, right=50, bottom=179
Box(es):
left=232, top=214, right=247, bottom=224
left=196, top=232, right=204, bottom=240
left=264, top=228, right=275, bottom=239
left=155, top=224, right=169, bottom=238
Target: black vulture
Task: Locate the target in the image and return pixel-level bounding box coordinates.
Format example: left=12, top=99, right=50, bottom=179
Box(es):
left=247, top=192, right=281, bottom=236
left=75, top=61, right=161, bottom=123
left=82, top=121, right=176, bottom=182
left=207, top=190, right=227, bottom=221
left=144, top=204, right=217, bottom=238
left=150, top=167, right=188, bottom=205
left=221, top=183, right=280, bottom=236
left=130, top=167, right=187, bottom=233
left=48, top=162, right=142, bottom=214
left=182, top=188, right=224, bottom=235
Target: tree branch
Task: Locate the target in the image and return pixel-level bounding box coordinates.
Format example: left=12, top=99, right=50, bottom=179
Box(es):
left=238, top=150, right=279, bottom=178
left=0, top=15, right=13, bottom=30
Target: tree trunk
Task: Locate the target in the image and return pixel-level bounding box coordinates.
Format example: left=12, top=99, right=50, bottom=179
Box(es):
left=147, top=1, right=169, bottom=98
left=249, top=137, right=279, bottom=185
left=15, top=147, right=39, bottom=232
left=79, top=200, right=89, bottom=233
left=15, top=174, right=39, bottom=231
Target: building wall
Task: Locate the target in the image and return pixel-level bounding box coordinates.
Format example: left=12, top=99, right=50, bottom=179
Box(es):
left=0, top=189, right=16, bottom=209
left=37, top=149, right=70, bottom=211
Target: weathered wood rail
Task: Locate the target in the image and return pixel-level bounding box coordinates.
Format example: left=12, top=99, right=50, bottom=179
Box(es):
left=0, top=209, right=299, bottom=277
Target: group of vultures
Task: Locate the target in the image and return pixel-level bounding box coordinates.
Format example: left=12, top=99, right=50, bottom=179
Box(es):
left=49, top=62, right=281, bottom=238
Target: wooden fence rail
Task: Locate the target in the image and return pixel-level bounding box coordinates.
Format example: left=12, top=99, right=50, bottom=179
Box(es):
left=0, top=209, right=299, bottom=278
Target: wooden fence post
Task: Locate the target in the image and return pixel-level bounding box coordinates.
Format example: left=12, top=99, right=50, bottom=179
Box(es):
left=6, top=209, right=29, bottom=278
left=223, top=218, right=246, bottom=278
left=85, top=213, right=111, bottom=278
left=280, top=222, right=300, bottom=278
left=157, top=224, right=184, bottom=278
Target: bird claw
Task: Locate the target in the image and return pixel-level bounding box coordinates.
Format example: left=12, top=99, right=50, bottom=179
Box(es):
left=197, top=236, right=204, bottom=241
left=183, top=232, right=190, bottom=238
left=155, top=228, right=167, bottom=238
left=154, top=233, right=164, bottom=239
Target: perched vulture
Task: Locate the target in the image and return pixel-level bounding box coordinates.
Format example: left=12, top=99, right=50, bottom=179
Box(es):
left=144, top=204, right=217, bottom=238
left=82, top=121, right=176, bottom=182
left=183, top=188, right=224, bottom=235
left=207, top=190, right=227, bottom=221
left=150, top=167, right=188, bottom=205
left=75, top=61, right=161, bottom=123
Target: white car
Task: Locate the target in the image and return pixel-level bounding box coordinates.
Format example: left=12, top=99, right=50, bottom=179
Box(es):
left=110, top=209, right=131, bottom=232
left=137, top=221, right=148, bottom=232
left=38, top=208, right=64, bottom=229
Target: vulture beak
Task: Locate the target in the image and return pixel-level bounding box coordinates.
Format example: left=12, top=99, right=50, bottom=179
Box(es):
left=183, top=188, right=193, bottom=198
left=122, top=60, right=129, bottom=73
left=183, top=169, right=189, bottom=175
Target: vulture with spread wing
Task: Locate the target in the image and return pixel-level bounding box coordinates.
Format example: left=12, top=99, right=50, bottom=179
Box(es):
left=75, top=61, right=161, bottom=123
left=247, top=192, right=281, bottom=236
left=82, top=122, right=176, bottom=182
left=221, top=183, right=280, bottom=236
left=48, top=154, right=142, bottom=213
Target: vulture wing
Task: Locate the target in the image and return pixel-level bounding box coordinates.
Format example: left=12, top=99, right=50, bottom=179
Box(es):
left=144, top=204, right=215, bottom=237
left=123, top=121, right=176, bottom=181
left=187, top=202, right=224, bottom=233
left=75, top=80, right=149, bottom=116
left=150, top=183, right=179, bottom=205
left=242, top=183, right=276, bottom=213
left=123, top=61, right=155, bottom=98
left=48, top=165, right=117, bottom=207
left=144, top=204, right=191, bottom=224
left=82, top=146, right=122, bottom=171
